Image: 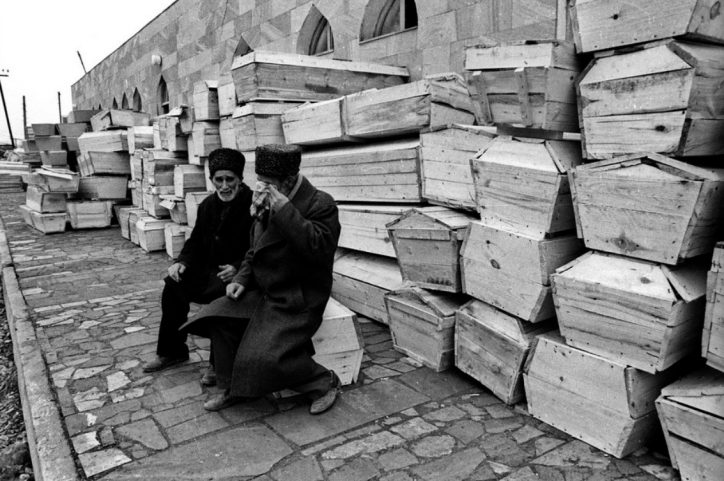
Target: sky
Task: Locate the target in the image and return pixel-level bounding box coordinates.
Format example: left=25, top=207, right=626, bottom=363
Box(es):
left=0, top=0, right=176, bottom=144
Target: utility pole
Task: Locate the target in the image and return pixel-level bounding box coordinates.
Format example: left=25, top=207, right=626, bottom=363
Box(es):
left=57, top=91, right=62, bottom=123
left=0, top=68, right=15, bottom=148
left=22, top=96, right=26, bottom=139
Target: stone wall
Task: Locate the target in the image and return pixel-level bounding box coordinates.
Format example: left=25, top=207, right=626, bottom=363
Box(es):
left=71, top=0, right=569, bottom=113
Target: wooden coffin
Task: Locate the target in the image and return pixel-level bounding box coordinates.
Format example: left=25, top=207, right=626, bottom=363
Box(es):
left=31, top=123, right=57, bottom=136
left=76, top=176, right=128, bottom=200
left=193, top=80, right=219, bottom=121
left=656, top=368, right=724, bottom=480
left=130, top=152, right=143, bottom=181
left=192, top=121, right=221, bottom=158
left=142, top=184, right=173, bottom=218
left=34, top=136, right=62, bottom=151
left=173, top=164, right=206, bottom=198
left=232, top=102, right=302, bottom=151
left=385, top=287, right=467, bottom=372
left=25, top=185, right=66, bottom=213
left=387, top=207, right=476, bottom=293
left=338, top=205, right=412, bottom=258
left=455, top=300, right=553, bottom=404
left=164, top=222, right=192, bottom=259
left=466, top=41, right=580, bottom=132
left=313, top=298, right=364, bottom=386
left=67, top=110, right=100, bottom=124
left=19, top=205, right=66, bottom=234
left=127, top=126, right=154, bottom=154
left=231, top=51, right=409, bottom=102
left=332, top=249, right=404, bottom=325
left=524, top=334, right=675, bottom=458
left=58, top=122, right=89, bottom=139
left=28, top=168, right=80, bottom=193
left=420, top=125, right=496, bottom=211
left=471, top=136, right=582, bottom=237
left=78, top=131, right=128, bottom=157
left=186, top=137, right=202, bottom=166
left=461, top=221, right=583, bottom=322
left=142, top=152, right=187, bottom=186
left=90, top=109, right=151, bottom=132
left=159, top=196, right=188, bottom=225
left=571, top=0, right=724, bottom=53
left=136, top=217, right=173, bottom=252
left=704, top=242, right=724, bottom=372
left=78, top=151, right=131, bottom=176
left=553, top=251, right=707, bottom=373
left=217, top=73, right=237, bottom=117
left=185, top=192, right=211, bottom=229
left=129, top=180, right=142, bottom=207
left=281, top=98, right=345, bottom=145
left=128, top=211, right=149, bottom=245
left=158, top=115, right=188, bottom=152
left=66, top=200, right=113, bottom=229
left=39, top=150, right=68, bottom=168
left=578, top=40, right=724, bottom=158
left=219, top=117, right=236, bottom=150
left=345, top=74, right=476, bottom=139
left=571, top=154, right=724, bottom=264
left=303, top=138, right=422, bottom=203
left=117, top=207, right=146, bottom=240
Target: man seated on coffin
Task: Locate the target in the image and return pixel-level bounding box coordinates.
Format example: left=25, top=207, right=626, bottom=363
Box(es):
left=184, top=143, right=342, bottom=414
left=143, top=148, right=254, bottom=385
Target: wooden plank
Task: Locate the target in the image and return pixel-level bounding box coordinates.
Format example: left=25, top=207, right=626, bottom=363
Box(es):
left=338, top=204, right=412, bottom=258
left=282, top=98, right=346, bottom=145
left=465, top=42, right=579, bottom=71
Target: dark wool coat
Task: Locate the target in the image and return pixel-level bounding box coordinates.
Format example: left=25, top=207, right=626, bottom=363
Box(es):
left=188, top=176, right=340, bottom=396
left=176, top=184, right=253, bottom=296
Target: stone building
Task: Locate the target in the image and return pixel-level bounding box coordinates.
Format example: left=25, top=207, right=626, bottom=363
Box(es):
left=71, top=0, right=569, bottom=113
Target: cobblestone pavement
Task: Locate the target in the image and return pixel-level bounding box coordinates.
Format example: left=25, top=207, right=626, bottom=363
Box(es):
left=0, top=191, right=679, bottom=480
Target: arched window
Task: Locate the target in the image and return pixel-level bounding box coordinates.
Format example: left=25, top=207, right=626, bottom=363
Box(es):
left=233, top=36, right=252, bottom=58
left=298, top=7, right=334, bottom=56
left=121, top=93, right=129, bottom=110
left=157, top=76, right=169, bottom=115
left=360, top=0, right=418, bottom=42
left=133, top=88, right=142, bottom=112
left=97, top=103, right=102, bottom=110
left=112, top=98, right=118, bottom=109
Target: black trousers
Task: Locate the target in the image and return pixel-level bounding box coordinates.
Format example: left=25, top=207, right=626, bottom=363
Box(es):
left=209, top=317, right=330, bottom=397
left=156, top=272, right=226, bottom=359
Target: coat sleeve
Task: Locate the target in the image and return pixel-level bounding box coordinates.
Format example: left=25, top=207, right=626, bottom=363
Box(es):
left=176, top=200, right=208, bottom=268
left=231, top=223, right=258, bottom=288
left=269, top=193, right=340, bottom=265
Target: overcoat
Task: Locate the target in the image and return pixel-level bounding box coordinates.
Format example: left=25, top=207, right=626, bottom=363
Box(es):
left=186, top=176, right=340, bottom=396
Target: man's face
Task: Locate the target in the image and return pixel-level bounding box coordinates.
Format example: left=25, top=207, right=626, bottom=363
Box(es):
left=212, top=169, right=241, bottom=202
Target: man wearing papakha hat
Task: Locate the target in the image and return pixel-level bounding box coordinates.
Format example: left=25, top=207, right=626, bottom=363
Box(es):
left=143, top=148, right=253, bottom=386
left=183, top=143, right=342, bottom=415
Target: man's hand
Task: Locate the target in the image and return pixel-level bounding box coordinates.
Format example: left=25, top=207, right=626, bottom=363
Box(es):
left=226, top=282, right=245, bottom=300
left=266, top=183, right=289, bottom=213
left=217, top=264, right=237, bottom=283
left=168, top=263, right=186, bottom=282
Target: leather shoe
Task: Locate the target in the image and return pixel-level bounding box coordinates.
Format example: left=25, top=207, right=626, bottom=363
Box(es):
left=200, top=367, right=217, bottom=387
left=142, top=355, right=188, bottom=373
left=203, top=390, right=244, bottom=411
left=309, top=372, right=341, bottom=415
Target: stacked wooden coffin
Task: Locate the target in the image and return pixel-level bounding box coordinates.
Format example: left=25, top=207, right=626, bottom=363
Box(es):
left=523, top=4, right=724, bottom=462
left=704, top=243, right=724, bottom=373
left=20, top=168, right=78, bottom=234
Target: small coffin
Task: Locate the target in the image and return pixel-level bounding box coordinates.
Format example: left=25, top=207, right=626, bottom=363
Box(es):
left=704, top=242, right=724, bottom=372
left=338, top=204, right=412, bottom=258
left=66, top=200, right=114, bottom=229
left=233, top=102, right=302, bottom=151
left=19, top=205, right=66, bottom=234
left=136, top=217, right=173, bottom=252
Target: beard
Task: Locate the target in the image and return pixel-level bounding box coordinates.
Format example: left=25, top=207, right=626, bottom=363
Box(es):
left=216, top=184, right=240, bottom=202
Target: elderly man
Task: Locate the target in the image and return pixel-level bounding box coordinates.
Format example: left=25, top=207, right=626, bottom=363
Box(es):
left=186, top=144, right=341, bottom=414
left=143, top=148, right=253, bottom=381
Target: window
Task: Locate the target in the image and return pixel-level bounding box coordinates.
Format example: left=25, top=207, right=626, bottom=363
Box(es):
left=97, top=103, right=102, bottom=110
left=360, top=0, right=418, bottom=42
left=121, top=93, right=129, bottom=110
left=298, top=6, right=334, bottom=56
left=112, top=98, right=118, bottom=109
left=157, top=76, right=169, bottom=115
left=132, top=88, right=142, bottom=112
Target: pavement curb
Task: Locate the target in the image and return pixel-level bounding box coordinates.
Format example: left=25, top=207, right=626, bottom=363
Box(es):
left=0, top=217, right=80, bottom=481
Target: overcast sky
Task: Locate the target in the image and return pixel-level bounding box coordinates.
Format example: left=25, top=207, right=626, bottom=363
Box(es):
left=0, top=0, right=176, bottom=143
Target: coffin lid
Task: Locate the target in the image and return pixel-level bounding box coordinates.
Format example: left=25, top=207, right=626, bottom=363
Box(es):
left=232, top=101, right=303, bottom=118
left=386, top=286, right=467, bottom=318
left=465, top=40, right=579, bottom=71
left=555, top=251, right=708, bottom=303
left=232, top=51, right=410, bottom=77
left=36, top=167, right=78, bottom=180
left=474, top=135, right=582, bottom=173
left=574, top=152, right=724, bottom=181
left=386, top=206, right=475, bottom=232
left=659, top=367, right=724, bottom=418
left=137, top=217, right=172, bottom=228
left=338, top=204, right=417, bottom=215
left=333, top=249, right=403, bottom=291
left=421, top=123, right=498, bottom=137
left=159, top=194, right=184, bottom=202
left=458, top=299, right=554, bottom=344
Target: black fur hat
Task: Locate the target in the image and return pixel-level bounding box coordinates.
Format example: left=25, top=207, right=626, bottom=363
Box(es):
left=208, top=148, right=245, bottom=178
left=255, top=144, right=302, bottom=178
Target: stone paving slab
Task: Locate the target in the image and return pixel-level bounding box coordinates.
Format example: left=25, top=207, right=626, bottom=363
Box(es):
left=0, top=191, right=678, bottom=481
